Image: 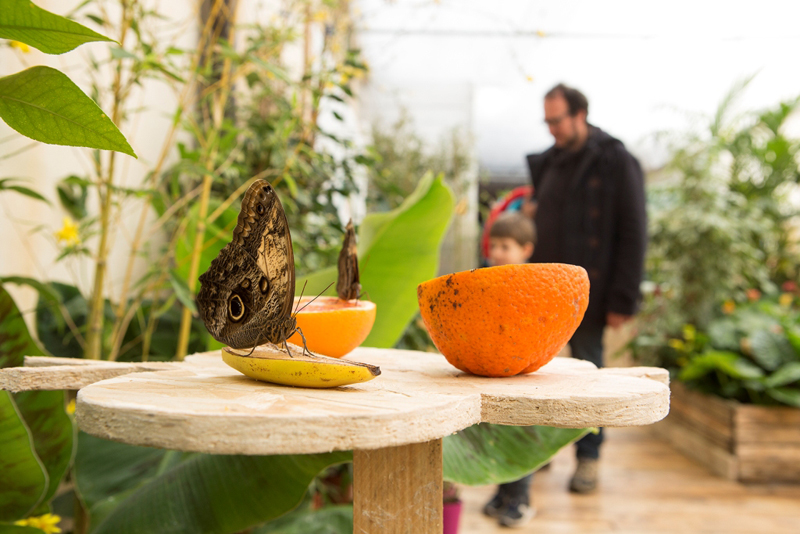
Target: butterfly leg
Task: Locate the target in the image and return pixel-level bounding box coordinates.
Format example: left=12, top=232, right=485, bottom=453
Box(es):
left=295, top=327, right=315, bottom=357
left=282, top=338, right=294, bottom=358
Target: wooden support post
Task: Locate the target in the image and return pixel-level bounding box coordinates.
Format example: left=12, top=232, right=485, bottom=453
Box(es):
left=353, top=439, right=443, bottom=534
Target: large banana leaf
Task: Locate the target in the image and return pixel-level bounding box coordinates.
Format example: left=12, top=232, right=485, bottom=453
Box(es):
left=254, top=505, right=353, bottom=534
left=74, top=431, right=352, bottom=534
left=297, top=173, right=454, bottom=348
left=443, top=424, right=590, bottom=485
left=0, top=286, right=74, bottom=520
left=13, top=392, right=74, bottom=510
left=0, top=285, right=43, bottom=368
left=0, top=392, right=47, bottom=522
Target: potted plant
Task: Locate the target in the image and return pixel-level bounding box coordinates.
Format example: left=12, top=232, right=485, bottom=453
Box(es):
left=629, top=81, right=800, bottom=482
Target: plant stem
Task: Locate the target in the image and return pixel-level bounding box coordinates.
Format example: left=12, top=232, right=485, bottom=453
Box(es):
left=85, top=0, right=131, bottom=360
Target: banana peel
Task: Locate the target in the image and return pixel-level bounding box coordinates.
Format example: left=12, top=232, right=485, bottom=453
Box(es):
left=222, top=343, right=380, bottom=388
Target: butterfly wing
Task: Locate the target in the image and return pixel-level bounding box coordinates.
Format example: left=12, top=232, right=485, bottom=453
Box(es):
left=336, top=219, right=361, bottom=301
left=197, top=180, right=296, bottom=348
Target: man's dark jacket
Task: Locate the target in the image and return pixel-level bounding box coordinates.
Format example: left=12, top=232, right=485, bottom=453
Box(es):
left=526, top=127, right=647, bottom=327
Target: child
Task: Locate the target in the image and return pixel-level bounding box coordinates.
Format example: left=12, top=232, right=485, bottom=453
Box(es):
left=484, top=211, right=538, bottom=528
left=487, top=211, right=535, bottom=267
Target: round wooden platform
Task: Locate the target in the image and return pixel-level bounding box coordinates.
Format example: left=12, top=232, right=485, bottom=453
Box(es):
left=74, top=347, right=669, bottom=455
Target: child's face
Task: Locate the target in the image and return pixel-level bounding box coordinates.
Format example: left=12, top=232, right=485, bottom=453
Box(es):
left=489, top=237, right=534, bottom=266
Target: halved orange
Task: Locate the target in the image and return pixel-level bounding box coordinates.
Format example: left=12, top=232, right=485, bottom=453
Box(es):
left=288, top=296, right=376, bottom=358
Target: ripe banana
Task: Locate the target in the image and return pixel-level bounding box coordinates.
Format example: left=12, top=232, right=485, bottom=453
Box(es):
left=221, top=343, right=380, bottom=388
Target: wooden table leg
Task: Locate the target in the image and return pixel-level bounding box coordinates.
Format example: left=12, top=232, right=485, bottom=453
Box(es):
left=353, top=438, right=443, bottom=534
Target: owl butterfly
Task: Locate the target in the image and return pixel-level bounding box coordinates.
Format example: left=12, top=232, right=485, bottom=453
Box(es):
left=336, top=219, right=361, bottom=301
left=196, top=180, right=300, bottom=351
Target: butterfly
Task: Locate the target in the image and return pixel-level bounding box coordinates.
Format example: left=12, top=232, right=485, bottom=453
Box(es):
left=196, top=180, right=300, bottom=351
left=336, top=219, right=361, bottom=301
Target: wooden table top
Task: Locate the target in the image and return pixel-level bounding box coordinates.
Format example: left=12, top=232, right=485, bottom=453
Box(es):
left=72, top=348, right=670, bottom=455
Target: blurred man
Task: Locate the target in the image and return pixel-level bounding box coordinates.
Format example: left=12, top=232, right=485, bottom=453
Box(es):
left=526, top=83, right=648, bottom=492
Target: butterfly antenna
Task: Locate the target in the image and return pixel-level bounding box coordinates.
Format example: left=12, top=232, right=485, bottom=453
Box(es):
left=293, top=281, right=334, bottom=316
left=294, top=280, right=309, bottom=315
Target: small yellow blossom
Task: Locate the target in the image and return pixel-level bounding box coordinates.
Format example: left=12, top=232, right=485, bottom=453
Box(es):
left=66, top=399, right=76, bottom=415
left=722, top=300, right=736, bottom=314
left=10, top=40, right=31, bottom=53
left=526, top=75, right=534, bottom=82
left=311, top=10, right=328, bottom=23
left=266, top=71, right=276, bottom=80
left=668, top=339, right=685, bottom=351
left=779, top=293, right=793, bottom=307
left=536, top=30, right=546, bottom=38
left=55, top=217, right=80, bottom=246
left=15, top=513, right=62, bottom=534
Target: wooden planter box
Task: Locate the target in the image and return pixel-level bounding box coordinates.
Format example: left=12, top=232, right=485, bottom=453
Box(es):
left=652, top=382, right=800, bottom=483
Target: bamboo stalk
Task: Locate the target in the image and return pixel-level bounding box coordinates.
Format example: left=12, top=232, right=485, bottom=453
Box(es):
left=84, top=0, right=132, bottom=360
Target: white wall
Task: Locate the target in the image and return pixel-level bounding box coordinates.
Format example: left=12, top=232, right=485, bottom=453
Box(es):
left=355, top=0, right=800, bottom=179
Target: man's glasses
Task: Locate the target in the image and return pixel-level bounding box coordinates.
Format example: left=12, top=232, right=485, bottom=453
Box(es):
left=544, top=113, right=571, bottom=127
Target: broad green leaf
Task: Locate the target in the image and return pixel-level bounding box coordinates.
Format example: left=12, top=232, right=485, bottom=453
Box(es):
left=443, top=424, right=588, bottom=485
left=765, top=362, right=800, bottom=388
left=74, top=432, right=172, bottom=526
left=0, top=391, right=48, bottom=522
left=87, top=448, right=352, bottom=534
left=255, top=505, right=353, bottom=534
left=0, top=285, right=44, bottom=368
left=766, top=387, right=800, bottom=408
left=0, top=66, right=136, bottom=157
left=297, top=173, right=454, bottom=348
left=749, top=330, right=794, bottom=371
left=0, top=0, right=113, bottom=54
left=0, top=178, right=49, bottom=204
left=679, top=351, right=764, bottom=382
left=13, top=392, right=74, bottom=507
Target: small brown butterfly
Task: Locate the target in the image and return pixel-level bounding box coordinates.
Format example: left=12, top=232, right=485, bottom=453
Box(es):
left=336, top=219, right=361, bottom=301
left=196, top=180, right=299, bottom=350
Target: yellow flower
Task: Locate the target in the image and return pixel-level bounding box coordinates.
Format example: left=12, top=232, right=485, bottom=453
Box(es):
left=526, top=75, right=534, bottom=82
left=55, top=217, right=80, bottom=246
left=10, top=40, right=31, bottom=53
left=668, top=339, right=685, bottom=351
left=15, top=513, right=62, bottom=533
left=722, top=300, right=736, bottom=314
left=311, top=10, right=328, bottom=23
left=779, top=293, right=793, bottom=307
left=536, top=30, right=546, bottom=38
left=66, top=399, right=76, bottom=415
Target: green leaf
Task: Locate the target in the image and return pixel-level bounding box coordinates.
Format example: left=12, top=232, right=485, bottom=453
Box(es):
left=766, top=387, right=800, bottom=408
left=0, top=178, right=49, bottom=204
left=765, top=362, right=800, bottom=388
left=168, top=270, right=197, bottom=315
left=13, top=391, right=74, bottom=507
left=0, top=0, right=114, bottom=54
left=297, top=173, right=454, bottom=348
left=56, top=175, right=89, bottom=220
left=443, top=424, right=588, bottom=485
left=679, top=351, right=764, bottom=382
left=0, top=391, right=48, bottom=522
left=0, top=66, right=136, bottom=157
left=749, top=330, right=794, bottom=371
left=73, top=432, right=172, bottom=526
left=0, top=285, right=45, bottom=369
left=255, top=505, right=353, bottom=534
left=79, top=439, right=352, bottom=534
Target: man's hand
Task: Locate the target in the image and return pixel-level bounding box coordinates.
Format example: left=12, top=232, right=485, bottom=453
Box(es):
left=606, top=312, right=633, bottom=329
